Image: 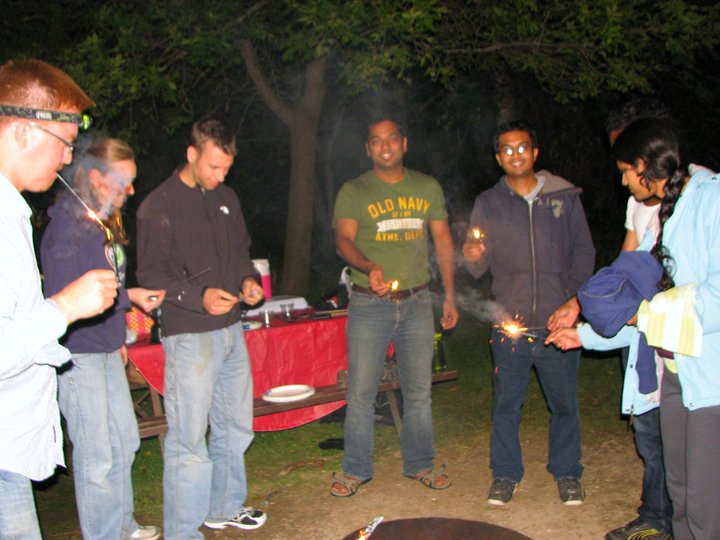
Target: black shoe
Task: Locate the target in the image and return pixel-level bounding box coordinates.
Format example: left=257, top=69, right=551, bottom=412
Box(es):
left=557, top=476, right=585, bottom=505
left=487, top=477, right=518, bottom=506
left=605, top=517, right=672, bottom=540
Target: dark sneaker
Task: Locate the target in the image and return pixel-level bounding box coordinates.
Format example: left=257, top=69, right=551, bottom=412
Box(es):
left=203, top=506, right=267, bottom=530
left=122, top=525, right=161, bottom=540
left=557, top=476, right=585, bottom=505
left=605, top=517, right=672, bottom=540
left=487, top=477, right=518, bottom=506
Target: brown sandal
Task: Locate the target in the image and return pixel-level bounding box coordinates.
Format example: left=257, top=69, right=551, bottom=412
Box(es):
left=330, top=472, right=368, bottom=497
left=409, top=464, right=451, bottom=490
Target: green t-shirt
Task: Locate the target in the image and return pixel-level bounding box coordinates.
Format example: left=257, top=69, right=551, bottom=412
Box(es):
left=333, top=168, right=448, bottom=289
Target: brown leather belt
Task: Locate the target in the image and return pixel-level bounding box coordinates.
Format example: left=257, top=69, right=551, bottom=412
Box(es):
left=352, top=282, right=429, bottom=301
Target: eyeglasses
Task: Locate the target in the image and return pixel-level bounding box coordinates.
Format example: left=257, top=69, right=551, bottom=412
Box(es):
left=499, top=143, right=533, bottom=156
left=0, top=104, right=92, bottom=130
left=29, top=121, right=74, bottom=151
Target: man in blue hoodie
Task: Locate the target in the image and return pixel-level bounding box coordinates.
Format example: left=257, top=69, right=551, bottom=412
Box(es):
left=463, top=121, right=595, bottom=506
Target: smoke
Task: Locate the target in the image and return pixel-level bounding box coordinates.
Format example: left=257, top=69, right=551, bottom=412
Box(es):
left=431, top=286, right=510, bottom=328
left=58, top=132, right=133, bottom=221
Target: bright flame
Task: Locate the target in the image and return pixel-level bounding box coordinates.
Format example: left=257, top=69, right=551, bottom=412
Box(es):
left=86, top=210, right=113, bottom=242
left=391, top=280, right=399, bottom=291
left=496, top=315, right=530, bottom=340
left=472, top=227, right=483, bottom=240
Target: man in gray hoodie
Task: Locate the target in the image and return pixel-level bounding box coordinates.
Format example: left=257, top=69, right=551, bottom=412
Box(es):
left=463, top=121, right=595, bottom=507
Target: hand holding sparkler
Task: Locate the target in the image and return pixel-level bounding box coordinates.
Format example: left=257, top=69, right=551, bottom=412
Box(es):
left=202, top=288, right=241, bottom=315
left=240, top=277, right=265, bottom=306
left=367, top=265, right=390, bottom=296
left=127, top=288, right=166, bottom=313
left=52, top=269, right=118, bottom=324
left=546, top=296, right=581, bottom=332
left=545, top=327, right=582, bottom=351
left=463, top=227, right=486, bottom=262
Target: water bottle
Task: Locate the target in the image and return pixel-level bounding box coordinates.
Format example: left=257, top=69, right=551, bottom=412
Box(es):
left=432, top=332, right=447, bottom=372
left=150, top=307, right=162, bottom=344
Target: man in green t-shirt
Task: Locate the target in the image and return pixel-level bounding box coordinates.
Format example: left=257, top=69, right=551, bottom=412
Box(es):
left=330, top=117, right=458, bottom=497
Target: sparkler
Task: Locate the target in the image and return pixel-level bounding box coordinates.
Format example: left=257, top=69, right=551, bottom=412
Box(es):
left=356, top=516, right=384, bottom=539
left=390, top=280, right=399, bottom=291
left=56, top=172, right=120, bottom=283
left=496, top=315, right=540, bottom=340
left=470, top=227, right=485, bottom=242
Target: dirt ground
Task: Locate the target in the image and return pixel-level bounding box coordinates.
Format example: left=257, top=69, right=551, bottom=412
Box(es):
left=205, top=423, right=642, bottom=540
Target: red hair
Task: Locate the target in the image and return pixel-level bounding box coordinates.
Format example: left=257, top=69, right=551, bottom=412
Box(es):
left=0, top=59, right=94, bottom=126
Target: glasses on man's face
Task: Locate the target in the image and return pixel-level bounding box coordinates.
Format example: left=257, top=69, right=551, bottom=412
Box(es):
left=499, top=142, right=533, bottom=157
left=29, top=121, right=74, bottom=152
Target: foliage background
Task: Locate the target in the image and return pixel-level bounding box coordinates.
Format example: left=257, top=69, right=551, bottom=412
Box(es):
left=2, top=0, right=719, bottom=295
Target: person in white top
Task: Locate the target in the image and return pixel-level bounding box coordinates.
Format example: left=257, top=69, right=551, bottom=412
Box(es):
left=622, top=192, right=660, bottom=250
left=548, top=99, right=672, bottom=540
left=0, top=59, right=118, bottom=539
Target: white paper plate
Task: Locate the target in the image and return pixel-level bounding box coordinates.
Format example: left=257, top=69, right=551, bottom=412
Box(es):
left=262, top=384, right=316, bottom=403
left=242, top=321, right=263, bottom=331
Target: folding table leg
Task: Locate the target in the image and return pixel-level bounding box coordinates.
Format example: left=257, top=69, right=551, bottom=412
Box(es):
left=386, top=390, right=403, bottom=436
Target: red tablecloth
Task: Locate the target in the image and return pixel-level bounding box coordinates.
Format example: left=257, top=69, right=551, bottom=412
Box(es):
left=127, top=314, right=348, bottom=431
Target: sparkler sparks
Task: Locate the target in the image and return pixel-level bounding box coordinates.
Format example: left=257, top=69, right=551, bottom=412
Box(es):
left=496, top=315, right=539, bottom=341
left=56, top=172, right=120, bottom=283
left=471, top=227, right=484, bottom=241
left=390, top=280, right=399, bottom=291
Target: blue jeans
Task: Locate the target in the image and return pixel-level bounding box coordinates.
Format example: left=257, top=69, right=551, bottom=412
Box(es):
left=633, top=408, right=672, bottom=532
left=58, top=350, right=141, bottom=540
left=343, top=288, right=435, bottom=480
left=162, top=321, right=254, bottom=540
left=622, top=347, right=673, bottom=533
left=490, top=328, right=583, bottom=482
left=0, top=470, right=41, bottom=539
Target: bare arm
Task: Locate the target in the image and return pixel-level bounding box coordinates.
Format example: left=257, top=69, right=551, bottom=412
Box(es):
left=621, top=229, right=639, bottom=252
left=429, top=219, right=458, bottom=330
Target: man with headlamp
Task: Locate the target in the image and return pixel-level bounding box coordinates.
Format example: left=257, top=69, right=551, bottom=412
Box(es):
left=0, top=59, right=118, bottom=538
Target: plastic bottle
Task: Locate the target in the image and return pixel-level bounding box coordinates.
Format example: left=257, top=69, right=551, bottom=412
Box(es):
left=432, top=331, right=447, bottom=372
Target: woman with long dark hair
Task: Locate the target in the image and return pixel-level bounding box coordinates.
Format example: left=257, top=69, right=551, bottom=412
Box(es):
left=550, top=118, right=720, bottom=539
left=610, top=119, right=720, bottom=539
left=41, top=135, right=165, bottom=540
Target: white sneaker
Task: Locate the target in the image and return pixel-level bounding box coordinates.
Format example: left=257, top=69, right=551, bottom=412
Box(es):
left=123, top=525, right=161, bottom=540
left=203, top=506, right=267, bottom=530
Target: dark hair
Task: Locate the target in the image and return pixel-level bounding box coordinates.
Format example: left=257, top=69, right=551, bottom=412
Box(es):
left=366, top=115, right=406, bottom=140
left=612, top=118, right=687, bottom=290
left=191, top=117, right=237, bottom=156
left=492, top=121, right=537, bottom=152
left=605, top=98, right=671, bottom=135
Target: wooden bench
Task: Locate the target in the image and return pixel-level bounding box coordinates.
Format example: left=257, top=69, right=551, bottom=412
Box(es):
left=133, top=369, right=458, bottom=439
